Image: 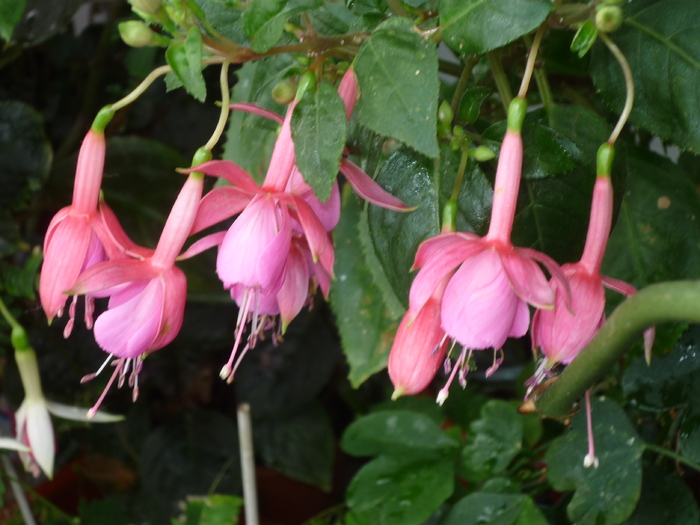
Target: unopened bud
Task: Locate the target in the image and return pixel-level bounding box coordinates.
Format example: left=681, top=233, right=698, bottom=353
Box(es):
left=11, top=325, right=30, bottom=352
left=272, top=80, right=296, bottom=105
left=129, top=0, right=162, bottom=16
left=596, top=6, right=623, bottom=33
left=438, top=100, right=454, bottom=128
left=118, top=21, right=166, bottom=47
left=473, top=145, right=496, bottom=162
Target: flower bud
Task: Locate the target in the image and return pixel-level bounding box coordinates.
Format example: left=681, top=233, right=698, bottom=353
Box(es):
left=473, top=145, right=496, bottom=162
left=118, top=21, right=166, bottom=47
left=596, top=6, right=623, bottom=33
left=11, top=325, right=30, bottom=352
left=129, top=0, right=162, bottom=16
left=272, top=80, right=296, bottom=105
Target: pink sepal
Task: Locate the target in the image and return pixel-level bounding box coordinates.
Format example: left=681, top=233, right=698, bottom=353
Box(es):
left=338, top=67, right=358, bottom=119
left=340, top=159, right=414, bottom=212
left=500, top=248, right=555, bottom=308
left=150, top=267, right=187, bottom=351
left=286, top=194, right=334, bottom=275
left=96, top=201, right=154, bottom=260
left=184, top=160, right=260, bottom=194
left=412, top=232, right=479, bottom=271
left=178, top=232, right=227, bottom=260
left=44, top=206, right=72, bottom=247
left=278, top=242, right=310, bottom=331
left=601, top=275, right=637, bottom=296
left=69, top=259, right=160, bottom=295
left=191, top=186, right=252, bottom=234
left=519, top=247, right=572, bottom=312
left=229, top=103, right=284, bottom=124
left=262, top=101, right=297, bottom=193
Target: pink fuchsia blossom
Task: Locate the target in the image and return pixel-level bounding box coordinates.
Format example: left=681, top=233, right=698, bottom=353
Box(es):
left=68, top=173, right=204, bottom=414
left=403, top=98, right=569, bottom=403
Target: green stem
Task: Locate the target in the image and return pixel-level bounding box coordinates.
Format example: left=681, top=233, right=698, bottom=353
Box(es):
left=645, top=443, right=700, bottom=473
left=534, top=281, right=700, bottom=418
left=487, top=50, right=513, bottom=113
left=450, top=147, right=469, bottom=202
left=0, top=295, right=21, bottom=331
left=518, top=24, right=546, bottom=99
left=450, top=56, right=480, bottom=120
left=203, top=58, right=232, bottom=152
left=385, top=0, right=410, bottom=17
left=600, top=32, right=634, bottom=145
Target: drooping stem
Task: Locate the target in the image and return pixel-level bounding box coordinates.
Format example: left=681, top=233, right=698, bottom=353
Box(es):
left=488, top=50, right=513, bottom=112
left=533, top=281, right=700, bottom=418
left=450, top=56, right=481, bottom=119
left=518, top=25, right=546, bottom=98
left=203, top=57, right=233, bottom=152
left=600, top=33, right=634, bottom=145
left=0, top=295, right=21, bottom=331
left=645, top=443, right=700, bottom=473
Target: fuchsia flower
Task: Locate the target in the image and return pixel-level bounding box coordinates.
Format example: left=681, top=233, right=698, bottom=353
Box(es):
left=390, top=98, right=570, bottom=403
left=187, top=68, right=411, bottom=382
left=67, top=174, right=204, bottom=415
left=39, top=129, right=128, bottom=337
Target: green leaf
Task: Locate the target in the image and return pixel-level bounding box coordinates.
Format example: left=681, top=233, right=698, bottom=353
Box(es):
left=571, top=19, right=598, bottom=58
left=196, top=0, right=249, bottom=45
left=346, top=455, right=454, bottom=525
left=165, top=28, right=206, bottom=102
left=80, top=499, right=130, bottom=525
left=590, top=0, right=700, bottom=151
left=1, top=249, right=42, bottom=299
left=546, top=397, right=644, bottom=525
left=622, top=466, right=699, bottom=525
left=330, top=188, right=400, bottom=387
left=307, top=4, right=356, bottom=35
left=441, top=493, right=548, bottom=525
left=291, top=83, right=347, bottom=201
left=355, top=17, right=440, bottom=158
left=459, top=400, right=524, bottom=482
left=242, top=0, right=323, bottom=53
left=0, top=101, right=52, bottom=208
left=342, top=410, right=458, bottom=458
left=175, top=495, right=244, bottom=525
left=0, top=0, right=26, bottom=41
left=458, top=85, right=491, bottom=123
left=439, top=0, right=552, bottom=55
left=254, top=402, right=335, bottom=490
left=372, top=395, right=444, bottom=425
left=224, top=55, right=295, bottom=183
left=602, top=148, right=700, bottom=288
left=366, top=146, right=492, bottom=306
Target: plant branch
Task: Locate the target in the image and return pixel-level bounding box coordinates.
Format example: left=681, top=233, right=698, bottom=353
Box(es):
left=533, top=281, right=700, bottom=418
left=450, top=56, right=480, bottom=119
left=203, top=57, right=232, bottom=152
left=518, top=24, right=546, bottom=98
left=600, top=32, right=634, bottom=145
left=645, top=443, right=700, bottom=473
left=0, top=295, right=21, bottom=331
left=487, top=50, right=513, bottom=112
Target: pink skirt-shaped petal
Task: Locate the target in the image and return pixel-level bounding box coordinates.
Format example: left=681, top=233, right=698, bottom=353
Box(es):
left=150, top=268, right=187, bottom=351
left=94, top=278, right=165, bottom=359
left=441, top=248, right=522, bottom=350
left=277, top=242, right=311, bottom=331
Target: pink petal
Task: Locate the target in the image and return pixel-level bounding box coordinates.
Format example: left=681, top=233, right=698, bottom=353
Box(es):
left=40, top=214, right=92, bottom=320
left=408, top=238, right=485, bottom=318
left=509, top=298, right=531, bottom=338
left=69, top=259, right=160, bottom=295
left=286, top=195, right=334, bottom=274
left=184, top=160, right=260, bottom=194
left=277, top=242, right=310, bottom=331
left=94, top=278, right=164, bottom=358
left=412, top=232, right=479, bottom=271
left=340, top=159, right=414, bottom=212
left=229, top=102, right=284, bottom=124
left=601, top=275, right=637, bottom=296
left=441, top=249, right=522, bottom=350
left=178, top=231, right=227, bottom=260
left=231, top=285, right=280, bottom=316
left=150, top=267, right=187, bottom=351
left=191, top=186, right=253, bottom=234
left=500, top=247, right=555, bottom=308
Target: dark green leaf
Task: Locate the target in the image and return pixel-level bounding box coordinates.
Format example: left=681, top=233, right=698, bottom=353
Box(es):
left=175, top=495, right=243, bottom=525
left=602, top=148, right=700, bottom=288
left=458, top=85, right=491, bottom=123
left=242, top=0, right=323, bottom=53
left=80, top=499, right=130, bottom=525
left=623, top=325, right=700, bottom=412
left=459, top=400, right=524, bottom=481
left=481, top=478, right=522, bottom=495
left=224, top=56, right=295, bottom=183
left=441, top=493, right=548, bottom=525
left=254, top=402, right=335, bottom=490
left=622, top=466, right=699, bottom=525
left=196, top=0, right=249, bottom=45
left=165, top=28, right=206, bottom=102
left=1, top=249, right=42, bottom=299
left=590, top=0, right=700, bottom=151
left=342, top=410, right=458, bottom=458
left=330, top=188, right=400, bottom=387
left=372, top=395, right=444, bottom=425
left=571, top=19, right=598, bottom=58
left=439, top=0, right=552, bottom=55
left=546, top=397, right=644, bottom=525
left=346, top=455, right=454, bottom=525
left=0, top=101, right=52, bottom=208
left=680, top=401, right=700, bottom=463
left=0, top=0, right=26, bottom=41
left=291, top=83, right=347, bottom=201
left=307, top=4, right=356, bottom=35
left=355, top=17, right=440, bottom=158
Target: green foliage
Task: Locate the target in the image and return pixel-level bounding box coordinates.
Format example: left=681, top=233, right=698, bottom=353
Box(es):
left=355, top=18, right=440, bottom=158
left=622, top=467, right=699, bottom=525
left=546, top=397, right=644, bottom=525
left=166, top=28, right=206, bottom=101
left=0, top=0, right=26, bottom=41
left=590, top=0, right=700, bottom=151
left=172, top=495, right=243, bottom=525
left=439, top=0, right=552, bottom=55
left=441, top=493, right=548, bottom=525
left=291, top=83, right=347, bottom=201
left=242, top=0, right=323, bottom=52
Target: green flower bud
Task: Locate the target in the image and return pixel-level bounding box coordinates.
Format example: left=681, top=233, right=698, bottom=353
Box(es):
left=473, top=145, right=496, bottom=162
left=118, top=20, right=166, bottom=47
left=272, top=80, right=296, bottom=105
left=596, top=6, right=623, bottom=33
left=296, top=72, right=317, bottom=101
left=438, top=100, right=454, bottom=128
left=129, top=0, right=162, bottom=16
left=11, top=325, right=30, bottom=352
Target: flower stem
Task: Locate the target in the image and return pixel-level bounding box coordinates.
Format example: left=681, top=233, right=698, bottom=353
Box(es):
left=644, top=443, right=700, bottom=473
left=450, top=56, right=481, bottom=119
left=203, top=57, right=233, bottom=152
left=450, top=147, right=470, bottom=202
left=600, top=33, right=634, bottom=145
left=0, top=295, right=21, bottom=331
left=533, top=281, right=700, bottom=418
left=518, top=24, right=546, bottom=99
left=488, top=50, right=513, bottom=113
